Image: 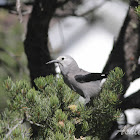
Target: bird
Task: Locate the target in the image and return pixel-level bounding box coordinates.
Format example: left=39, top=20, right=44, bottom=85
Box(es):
left=46, top=55, right=108, bottom=104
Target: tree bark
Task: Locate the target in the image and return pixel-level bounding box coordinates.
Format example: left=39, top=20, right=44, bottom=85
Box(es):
left=103, top=7, right=140, bottom=93
left=104, top=7, right=140, bottom=139
left=120, top=90, right=140, bottom=110
left=24, top=0, right=57, bottom=87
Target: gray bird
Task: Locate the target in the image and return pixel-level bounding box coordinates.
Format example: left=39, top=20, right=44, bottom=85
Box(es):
left=46, top=55, right=107, bottom=104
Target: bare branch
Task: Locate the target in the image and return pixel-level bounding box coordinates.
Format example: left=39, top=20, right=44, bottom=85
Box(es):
left=4, top=120, right=23, bottom=140
left=16, top=0, right=23, bottom=23
left=56, top=0, right=70, bottom=8
left=0, top=2, right=33, bottom=9
left=9, top=9, right=31, bottom=16
left=29, top=120, right=45, bottom=128
left=28, top=120, right=54, bottom=130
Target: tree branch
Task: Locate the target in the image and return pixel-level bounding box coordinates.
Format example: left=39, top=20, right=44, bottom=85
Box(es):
left=0, top=1, right=33, bottom=9
left=56, top=0, right=70, bottom=8
left=4, top=120, right=23, bottom=140
left=16, top=0, right=23, bottom=23
left=103, top=7, right=140, bottom=93
left=119, top=90, right=140, bottom=110
left=29, top=120, right=45, bottom=128
left=9, top=9, right=31, bottom=16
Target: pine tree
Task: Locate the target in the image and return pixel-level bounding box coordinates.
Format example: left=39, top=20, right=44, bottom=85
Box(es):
left=0, top=67, right=124, bottom=140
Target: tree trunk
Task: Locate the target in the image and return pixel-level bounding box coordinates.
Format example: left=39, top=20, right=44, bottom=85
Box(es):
left=24, top=0, right=57, bottom=87
left=104, top=7, right=140, bottom=139
left=103, top=7, right=140, bottom=93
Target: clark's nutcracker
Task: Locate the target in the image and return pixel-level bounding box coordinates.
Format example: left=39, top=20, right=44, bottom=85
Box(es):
left=46, top=55, right=107, bottom=104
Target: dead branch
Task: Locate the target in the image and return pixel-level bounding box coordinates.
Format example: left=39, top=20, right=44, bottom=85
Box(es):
left=9, top=9, right=31, bottom=16
left=4, top=120, right=23, bottom=140
left=16, top=0, right=23, bottom=23
left=29, top=120, right=45, bottom=128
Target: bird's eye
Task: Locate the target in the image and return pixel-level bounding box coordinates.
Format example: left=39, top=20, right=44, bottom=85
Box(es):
left=62, top=57, right=64, bottom=60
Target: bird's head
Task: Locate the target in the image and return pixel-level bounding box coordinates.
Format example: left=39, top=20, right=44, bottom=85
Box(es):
left=46, top=55, right=79, bottom=71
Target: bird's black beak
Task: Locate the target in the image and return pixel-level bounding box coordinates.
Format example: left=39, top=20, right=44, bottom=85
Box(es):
left=46, top=60, right=59, bottom=65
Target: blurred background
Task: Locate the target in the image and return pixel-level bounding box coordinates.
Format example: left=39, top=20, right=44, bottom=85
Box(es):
left=0, top=0, right=140, bottom=139
left=49, top=0, right=128, bottom=72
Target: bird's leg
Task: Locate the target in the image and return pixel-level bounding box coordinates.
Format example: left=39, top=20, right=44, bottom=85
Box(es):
left=85, top=97, right=95, bottom=107
left=85, top=97, right=90, bottom=105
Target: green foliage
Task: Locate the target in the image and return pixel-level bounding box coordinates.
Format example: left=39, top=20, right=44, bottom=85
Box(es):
left=92, top=68, right=123, bottom=139
left=135, top=5, right=140, bottom=18
left=0, top=10, right=29, bottom=114
left=0, top=67, right=124, bottom=139
left=74, top=67, right=124, bottom=139
left=0, top=10, right=29, bottom=81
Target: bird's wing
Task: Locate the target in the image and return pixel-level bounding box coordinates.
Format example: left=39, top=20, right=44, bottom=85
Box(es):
left=75, top=73, right=108, bottom=83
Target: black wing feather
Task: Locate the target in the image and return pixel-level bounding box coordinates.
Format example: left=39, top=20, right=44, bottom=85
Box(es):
left=75, top=73, right=108, bottom=83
